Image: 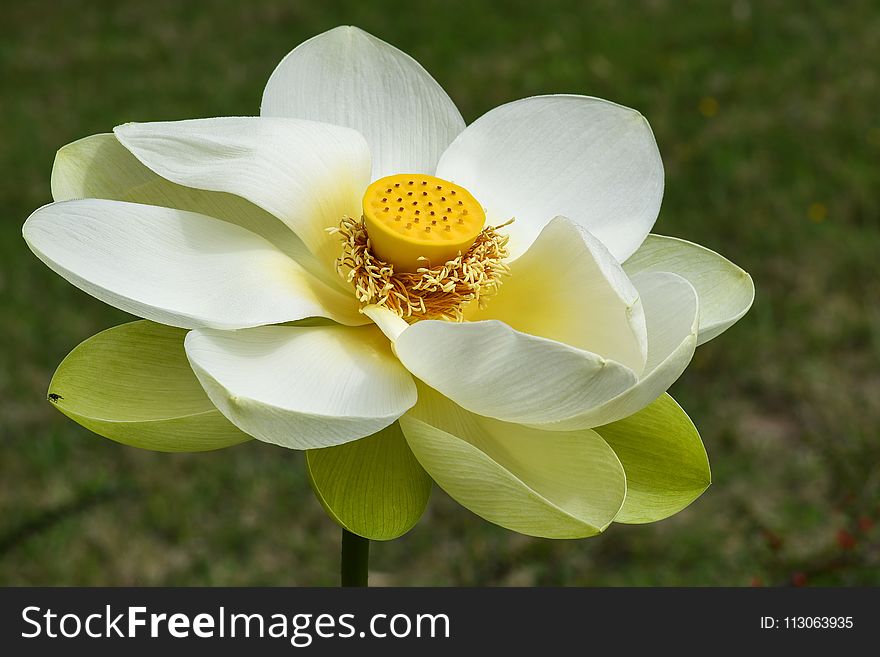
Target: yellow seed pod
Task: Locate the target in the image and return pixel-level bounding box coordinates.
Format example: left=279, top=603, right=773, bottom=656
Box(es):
left=361, top=174, right=486, bottom=272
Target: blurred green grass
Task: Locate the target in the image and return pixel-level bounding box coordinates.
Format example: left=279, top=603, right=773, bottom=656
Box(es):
left=2, top=0, right=879, bottom=585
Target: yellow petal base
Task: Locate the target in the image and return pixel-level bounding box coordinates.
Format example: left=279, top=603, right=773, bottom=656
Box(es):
left=362, top=173, right=486, bottom=272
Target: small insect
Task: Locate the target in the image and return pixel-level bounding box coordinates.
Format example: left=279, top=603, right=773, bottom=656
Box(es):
left=48, top=393, right=63, bottom=403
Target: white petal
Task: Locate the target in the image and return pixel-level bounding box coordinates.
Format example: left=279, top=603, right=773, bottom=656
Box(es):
left=362, top=304, right=408, bottom=342
left=114, top=116, right=371, bottom=271
left=261, top=26, right=465, bottom=180
left=185, top=325, right=417, bottom=449
left=394, top=319, right=637, bottom=425
left=436, top=95, right=664, bottom=262
left=399, top=383, right=626, bottom=538
left=23, top=199, right=364, bottom=329
left=472, top=216, right=647, bottom=373
left=51, top=134, right=303, bottom=260
left=624, top=234, right=754, bottom=345
left=529, top=271, right=699, bottom=430
left=50, top=132, right=348, bottom=295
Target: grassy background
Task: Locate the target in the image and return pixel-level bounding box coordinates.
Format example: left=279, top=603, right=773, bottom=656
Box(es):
left=2, top=0, right=878, bottom=586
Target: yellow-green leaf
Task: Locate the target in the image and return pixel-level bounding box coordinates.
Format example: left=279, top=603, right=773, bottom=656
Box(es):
left=306, top=423, right=431, bottom=541
left=49, top=320, right=251, bottom=452
left=595, top=393, right=710, bottom=523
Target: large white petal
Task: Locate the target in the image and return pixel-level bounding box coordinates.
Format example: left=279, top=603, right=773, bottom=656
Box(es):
left=23, top=199, right=364, bottom=329
left=436, top=95, right=664, bottom=262
left=51, top=134, right=304, bottom=261
left=185, top=325, right=417, bottom=449
left=114, top=116, right=370, bottom=271
left=394, top=319, right=637, bottom=425
left=50, top=132, right=349, bottom=295
left=624, top=234, right=754, bottom=345
left=399, top=383, right=626, bottom=538
left=261, top=26, right=465, bottom=180
left=529, top=271, right=699, bottom=430
left=471, top=216, right=647, bottom=374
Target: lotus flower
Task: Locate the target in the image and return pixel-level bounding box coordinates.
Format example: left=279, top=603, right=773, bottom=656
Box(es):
left=23, top=26, right=753, bottom=541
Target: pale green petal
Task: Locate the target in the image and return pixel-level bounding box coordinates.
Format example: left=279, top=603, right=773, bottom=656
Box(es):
left=48, top=321, right=251, bottom=452
left=399, top=385, right=626, bottom=538
left=595, top=393, right=710, bottom=524
left=623, top=234, right=754, bottom=345
left=306, top=423, right=431, bottom=541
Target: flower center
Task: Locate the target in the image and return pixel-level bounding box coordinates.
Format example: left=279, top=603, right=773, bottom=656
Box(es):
left=330, top=174, right=511, bottom=323
left=361, top=174, right=486, bottom=273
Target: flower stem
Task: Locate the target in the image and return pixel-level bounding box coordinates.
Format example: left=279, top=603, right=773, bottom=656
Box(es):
left=340, top=528, right=369, bottom=587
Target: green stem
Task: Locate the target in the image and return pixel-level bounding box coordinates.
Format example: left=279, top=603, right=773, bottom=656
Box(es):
left=340, top=528, right=369, bottom=587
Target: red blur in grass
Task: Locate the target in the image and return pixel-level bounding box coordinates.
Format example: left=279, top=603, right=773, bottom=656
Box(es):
left=836, top=530, right=856, bottom=550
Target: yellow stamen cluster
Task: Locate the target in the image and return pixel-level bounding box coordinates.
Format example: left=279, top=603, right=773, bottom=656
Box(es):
left=331, top=215, right=511, bottom=322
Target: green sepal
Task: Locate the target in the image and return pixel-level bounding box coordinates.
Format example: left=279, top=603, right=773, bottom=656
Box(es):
left=49, top=320, right=251, bottom=452
left=306, top=422, right=432, bottom=541
left=595, top=393, right=711, bottom=524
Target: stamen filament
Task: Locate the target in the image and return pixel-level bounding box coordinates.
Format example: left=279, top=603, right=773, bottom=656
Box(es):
left=329, top=216, right=512, bottom=322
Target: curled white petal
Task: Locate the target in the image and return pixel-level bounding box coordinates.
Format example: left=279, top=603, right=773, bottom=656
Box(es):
left=394, top=319, right=637, bottom=425
left=185, top=325, right=417, bottom=449
left=529, top=271, right=699, bottom=430
left=471, top=216, right=647, bottom=374
left=363, top=304, right=409, bottom=342
left=51, top=133, right=307, bottom=259
left=114, top=116, right=371, bottom=272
